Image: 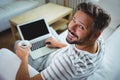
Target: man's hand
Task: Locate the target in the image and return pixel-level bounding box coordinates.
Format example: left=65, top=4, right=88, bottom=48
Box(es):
left=45, top=38, right=67, bottom=48
left=15, top=45, right=31, bottom=61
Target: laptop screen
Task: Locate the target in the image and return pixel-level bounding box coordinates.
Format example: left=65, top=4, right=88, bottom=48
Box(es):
left=19, top=19, right=49, bottom=40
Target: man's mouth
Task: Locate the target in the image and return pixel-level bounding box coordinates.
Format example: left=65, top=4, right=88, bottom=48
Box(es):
left=68, top=32, right=75, bottom=38
left=67, top=30, right=78, bottom=40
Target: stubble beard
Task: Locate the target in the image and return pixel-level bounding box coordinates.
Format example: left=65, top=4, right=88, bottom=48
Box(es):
left=66, top=29, right=93, bottom=45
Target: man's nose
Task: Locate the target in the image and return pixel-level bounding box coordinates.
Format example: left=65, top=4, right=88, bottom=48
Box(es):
left=68, top=22, right=78, bottom=32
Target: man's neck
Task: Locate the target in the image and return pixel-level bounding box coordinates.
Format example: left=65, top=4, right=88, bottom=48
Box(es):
left=75, top=41, right=98, bottom=54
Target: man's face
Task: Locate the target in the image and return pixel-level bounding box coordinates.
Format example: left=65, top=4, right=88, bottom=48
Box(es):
left=66, top=11, right=94, bottom=45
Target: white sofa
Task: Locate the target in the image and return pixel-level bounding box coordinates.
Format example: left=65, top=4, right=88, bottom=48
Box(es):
left=87, top=26, right=120, bottom=80
left=0, top=26, right=120, bottom=80
left=0, top=48, right=39, bottom=80
left=0, top=0, right=44, bottom=32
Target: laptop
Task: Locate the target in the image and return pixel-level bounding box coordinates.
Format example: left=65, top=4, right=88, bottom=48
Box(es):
left=17, top=18, right=57, bottom=59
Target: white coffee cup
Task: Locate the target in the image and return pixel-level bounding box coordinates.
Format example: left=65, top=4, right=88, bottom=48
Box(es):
left=18, top=40, right=31, bottom=49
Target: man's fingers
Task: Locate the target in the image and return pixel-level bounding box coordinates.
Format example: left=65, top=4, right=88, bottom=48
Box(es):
left=45, top=42, right=51, bottom=45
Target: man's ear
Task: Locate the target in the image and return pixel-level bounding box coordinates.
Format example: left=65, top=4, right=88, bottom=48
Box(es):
left=93, top=31, right=101, bottom=39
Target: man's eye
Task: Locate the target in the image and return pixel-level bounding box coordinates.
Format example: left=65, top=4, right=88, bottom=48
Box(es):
left=79, top=25, right=85, bottom=30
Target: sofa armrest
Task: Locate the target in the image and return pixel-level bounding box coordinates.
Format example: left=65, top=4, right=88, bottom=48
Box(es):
left=0, top=48, right=39, bottom=80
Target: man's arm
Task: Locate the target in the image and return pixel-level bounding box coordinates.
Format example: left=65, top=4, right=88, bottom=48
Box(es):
left=16, top=57, right=30, bottom=80
left=15, top=46, right=42, bottom=80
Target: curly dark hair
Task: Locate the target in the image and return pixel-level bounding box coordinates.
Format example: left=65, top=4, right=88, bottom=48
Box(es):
left=76, top=2, right=111, bottom=32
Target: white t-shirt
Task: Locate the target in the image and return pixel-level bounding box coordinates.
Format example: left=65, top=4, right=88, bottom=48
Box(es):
left=41, top=37, right=105, bottom=80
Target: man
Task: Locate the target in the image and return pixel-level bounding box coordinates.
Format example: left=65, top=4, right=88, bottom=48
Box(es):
left=15, top=2, right=111, bottom=80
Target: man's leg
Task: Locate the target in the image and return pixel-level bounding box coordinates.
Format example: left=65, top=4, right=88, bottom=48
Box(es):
left=28, top=54, right=49, bottom=72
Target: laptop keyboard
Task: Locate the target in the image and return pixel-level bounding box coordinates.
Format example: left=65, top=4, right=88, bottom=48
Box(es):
left=31, top=39, right=46, bottom=51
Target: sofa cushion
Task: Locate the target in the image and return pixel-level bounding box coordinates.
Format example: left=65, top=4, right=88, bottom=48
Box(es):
left=0, top=0, right=39, bottom=32
left=0, top=0, right=39, bottom=16
left=0, top=48, right=21, bottom=80
left=0, top=0, right=15, bottom=7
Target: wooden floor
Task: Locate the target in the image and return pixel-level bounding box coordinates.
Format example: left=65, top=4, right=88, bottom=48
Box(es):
left=0, top=29, right=15, bottom=51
